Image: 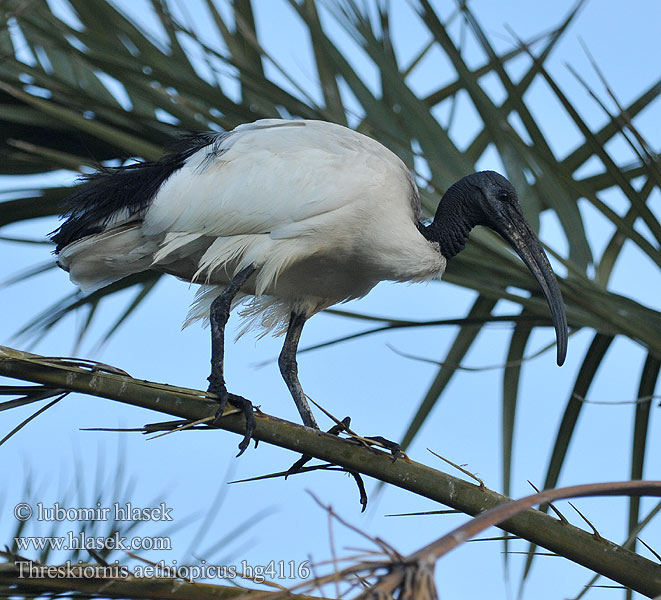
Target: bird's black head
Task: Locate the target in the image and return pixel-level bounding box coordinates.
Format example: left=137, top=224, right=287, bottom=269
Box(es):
left=462, top=170, right=519, bottom=223
left=425, top=170, right=568, bottom=366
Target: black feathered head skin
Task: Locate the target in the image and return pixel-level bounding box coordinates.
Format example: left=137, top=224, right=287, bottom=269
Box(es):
left=426, top=170, right=568, bottom=365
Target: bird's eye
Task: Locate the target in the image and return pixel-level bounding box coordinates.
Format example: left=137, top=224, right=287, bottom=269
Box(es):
left=497, top=191, right=510, bottom=202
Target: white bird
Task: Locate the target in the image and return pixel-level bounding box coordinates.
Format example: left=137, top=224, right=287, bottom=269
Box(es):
left=52, top=119, right=567, bottom=454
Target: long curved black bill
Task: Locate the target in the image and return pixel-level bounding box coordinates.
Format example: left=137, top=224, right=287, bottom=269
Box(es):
left=497, top=209, right=568, bottom=366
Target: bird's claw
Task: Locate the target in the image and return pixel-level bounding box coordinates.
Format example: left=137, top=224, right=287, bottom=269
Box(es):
left=229, top=393, right=256, bottom=456
left=209, top=386, right=256, bottom=456
left=284, top=454, right=309, bottom=478
left=283, top=416, right=375, bottom=511
left=363, top=435, right=401, bottom=461
left=285, top=416, right=352, bottom=478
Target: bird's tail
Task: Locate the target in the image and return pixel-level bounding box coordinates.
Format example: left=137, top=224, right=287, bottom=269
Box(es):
left=57, top=223, right=158, bottom=292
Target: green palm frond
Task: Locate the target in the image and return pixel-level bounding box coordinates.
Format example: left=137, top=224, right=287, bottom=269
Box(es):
left=0, top=4, right=659, bottom=590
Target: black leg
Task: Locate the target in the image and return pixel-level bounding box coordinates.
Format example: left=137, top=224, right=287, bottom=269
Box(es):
left=279, top=313, right=388, bottom=510
left=208, top=264, right=256, bottom=455
left=278, top=312, right=319, bottom=429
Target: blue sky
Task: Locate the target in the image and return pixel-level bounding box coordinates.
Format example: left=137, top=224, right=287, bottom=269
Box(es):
left=1, top=1, right=660, bottom=598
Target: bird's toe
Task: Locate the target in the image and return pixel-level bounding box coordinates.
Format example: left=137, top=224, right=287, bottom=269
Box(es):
left=227, top=393, right=256, bottom=456
left=208, top=386, right=256, bottom=456
left=363, top=435, right=401, bottom=461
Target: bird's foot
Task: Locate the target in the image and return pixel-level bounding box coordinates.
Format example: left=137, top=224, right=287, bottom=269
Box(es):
left=361, top=435, right=401, bottom=461
left=285, top=417, right=402, bottom=477
left=208, top=383, right=256, bottom=457
left=287, top=418, right=368, bottom=511
left=285, top=417, right=404, bottom=512
left=285, top=417, right=352, bottom=478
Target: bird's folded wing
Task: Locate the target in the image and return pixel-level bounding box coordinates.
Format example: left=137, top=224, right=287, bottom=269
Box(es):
left=142, top=120, right=406, bottom=241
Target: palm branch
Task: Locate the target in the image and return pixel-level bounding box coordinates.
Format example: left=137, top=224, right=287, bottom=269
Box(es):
left=0, top=0, right=659, bottom=589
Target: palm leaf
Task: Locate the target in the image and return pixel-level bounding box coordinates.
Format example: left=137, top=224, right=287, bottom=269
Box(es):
left=0, top=9, right=659, bottom=592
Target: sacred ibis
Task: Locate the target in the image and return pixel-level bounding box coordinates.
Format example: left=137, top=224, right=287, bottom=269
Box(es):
left=52, top=119, right=567, bottom=453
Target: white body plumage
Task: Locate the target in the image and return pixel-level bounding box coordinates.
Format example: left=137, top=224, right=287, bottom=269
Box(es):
left=54, top=118, right=567, bottom=446
left=59, top=119, right=446, bottom=334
